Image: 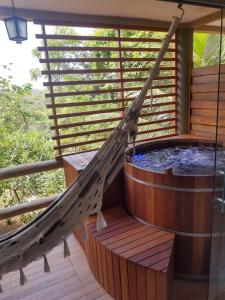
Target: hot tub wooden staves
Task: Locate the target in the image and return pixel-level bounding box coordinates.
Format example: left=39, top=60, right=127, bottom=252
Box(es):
left=124, top=138, right=223, bottom=281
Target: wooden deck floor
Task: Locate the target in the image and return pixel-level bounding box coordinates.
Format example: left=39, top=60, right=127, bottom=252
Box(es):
left=0, top=236, right=112, bottom=300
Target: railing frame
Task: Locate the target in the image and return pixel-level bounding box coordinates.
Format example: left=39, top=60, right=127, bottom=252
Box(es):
left=0, top=160, right=63, bottom=220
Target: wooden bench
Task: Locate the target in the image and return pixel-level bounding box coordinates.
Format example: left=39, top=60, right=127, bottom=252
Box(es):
left=76, top=207, right=175, bottom=300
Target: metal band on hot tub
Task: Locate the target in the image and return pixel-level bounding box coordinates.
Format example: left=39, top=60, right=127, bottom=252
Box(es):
left=124, top=171, right=223, bottom=193
left=135, top=216, right=221, bottom=238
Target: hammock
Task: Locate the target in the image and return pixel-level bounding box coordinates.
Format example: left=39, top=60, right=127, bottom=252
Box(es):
left=0, top=12, right=182, bottom=290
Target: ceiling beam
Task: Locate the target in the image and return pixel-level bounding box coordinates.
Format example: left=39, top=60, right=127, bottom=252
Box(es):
left=0, top=6, right=173, bottom=30
left=194, top=25, right=224, bottom=33
left=159, top=0, right=225, bottom=8
left=187, top=10, right=221, bottom=28
left=0, top=5, right=221, bottom=31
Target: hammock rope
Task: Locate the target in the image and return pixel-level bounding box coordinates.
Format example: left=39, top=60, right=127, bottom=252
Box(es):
left=0, top=10, right=183, bottom=291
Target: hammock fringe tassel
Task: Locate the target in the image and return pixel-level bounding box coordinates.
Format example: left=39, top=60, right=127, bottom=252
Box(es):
left=20, top=259, right=27, bottom=285
left=96, top=211, right=107, bottom=231
left=63, top=237, right=70, bottom=258
left=43, top=254, right=50, bottom=273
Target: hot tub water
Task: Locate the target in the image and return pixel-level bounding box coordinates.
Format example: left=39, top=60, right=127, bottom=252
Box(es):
left=131, top=146, right=225, bottom=176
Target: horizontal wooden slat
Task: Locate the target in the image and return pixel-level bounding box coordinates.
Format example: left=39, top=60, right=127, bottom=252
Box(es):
left=140, top=109, right=176, bottom=118
left=36, top=34, right=176, bottom=43
left=47, top=93, right=176, bottom=108
left=192, top=74, right=225, bottom=84
left=0, top=194, right=61, bottom=220
left=138, top=125, right=176, bottom=135
left=46, top=84, right=176, bottom=97
left=43, top=76, right=175, bottom=87
left=50, top=110, right=175, bottom=131
left=0, top=160, right=63, bottom=180
left=49, top=102, right=175, bottom=119
left=49, top=107, right=123, bottom=119
left=138, top=117, right=176, bottom=127
left=190, top=131, right=225, bottom=143
left=52, top=118, right=176, bottom=140
left=191, top=92, right=225, bottom=101
left=191, top=83, right=225, bottom=93
left=192, top=64, right=225, bottom=77
left=47, top=99, right=120, bottom=108
left=41, top=66, right=176, bottom=76
left=55, top=125, right=176, bottom=150
left=38, top=46, right=175, bottom=53
left=136, top=133, right=177, bottom=144
left=51, top=117, right=122, bottom=130
left=54, top=137, right=106, bottom=150
left=191, top=100, right=225, bottom=110
left=52, top=127, right=115, bottom=140
left=191, top=115, right=225, bottom=127
left=191, top=124, right=222, bottom=135
left=40, top=57, right=175, bottom=64
left=191, top=108, right=225, bottom=118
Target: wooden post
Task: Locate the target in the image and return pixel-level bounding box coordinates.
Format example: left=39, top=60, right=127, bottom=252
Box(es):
left=41, top=24, right=62, bottom=158
left=176, top=28, right=193, bottom=135
left=117, top=28, right=126, bottom=116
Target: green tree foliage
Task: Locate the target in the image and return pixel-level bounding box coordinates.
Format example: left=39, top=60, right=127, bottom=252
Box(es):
left=0, top=66, right=65, bottom=220
left=193, top=32, right=225, bottom=67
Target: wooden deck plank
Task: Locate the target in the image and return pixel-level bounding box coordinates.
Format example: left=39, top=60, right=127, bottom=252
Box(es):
left=107, top=227, right=159, bottom=250
left=119, top=257, right=129, bottom=300
left=84, top=207, right=175, bottom=300
left=130, top=240, right=174, bottom=264
left=112, top=254, right=122, bottom=300
left=93, top=218, right=136, bottom=238
left=127, top=261, right=137, bottom=300
left=0, top=236, right=112, bottom=300
left=137, top=265, right=147, bottom=300
left=96, top=240, right=104, bottom=287
left=106, top=249, right=115, bottom=298
left=121, top=234, right=174, bottom=259
left=146, top=269, right=157, bottom=300
left=101, top=224, right=145, bottom=246
left=113, top=231, right=169, bottom=255
left=101, top=244, right=109, bottom=293
left=140, top=249, right=172, bottom=268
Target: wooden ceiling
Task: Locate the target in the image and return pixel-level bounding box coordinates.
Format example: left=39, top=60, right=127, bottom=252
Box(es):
left=0, top=0, right=222, bottom=30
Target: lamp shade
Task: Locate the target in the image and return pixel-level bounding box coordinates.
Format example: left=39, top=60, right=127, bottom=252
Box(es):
left=4, top=16, right=27, bottom=44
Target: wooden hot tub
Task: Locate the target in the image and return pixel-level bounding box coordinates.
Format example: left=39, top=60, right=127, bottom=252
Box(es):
left=123, top=137, right=223, bottom=281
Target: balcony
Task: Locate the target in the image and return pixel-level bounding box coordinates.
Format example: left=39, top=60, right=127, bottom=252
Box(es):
left=0, top=1, right=225, bottom=300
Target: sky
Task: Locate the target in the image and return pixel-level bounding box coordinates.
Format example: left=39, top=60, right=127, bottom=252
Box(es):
left=0, top=21, right=43, bottom=89
left=0, top=21, right=94, bottom=90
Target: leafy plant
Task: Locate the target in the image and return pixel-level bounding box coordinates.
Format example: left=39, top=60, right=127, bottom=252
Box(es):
left=193, top=32, right=225, bottom=67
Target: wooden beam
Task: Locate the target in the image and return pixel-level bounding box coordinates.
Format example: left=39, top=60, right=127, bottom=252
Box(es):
left=0, top=6, right=172, bottom=30
left=176, top=28, right=193, bottom=135
left=187, top=10, right=221, bottom=28
left=0, top=4, right=222, bottom=31
left=0, top=194, right=61, bottom=220
left=194, top=25, right=222, bottom=33
left=0, top=160, right=63, bottom=180
left=159, top=0, right=225, bottom=8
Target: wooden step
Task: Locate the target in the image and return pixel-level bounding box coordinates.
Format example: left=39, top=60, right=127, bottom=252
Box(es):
left=74, top=207, right=175, bottom=300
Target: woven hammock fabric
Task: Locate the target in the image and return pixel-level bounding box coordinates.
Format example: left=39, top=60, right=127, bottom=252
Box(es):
left=0, top=15, right=181, bottom=286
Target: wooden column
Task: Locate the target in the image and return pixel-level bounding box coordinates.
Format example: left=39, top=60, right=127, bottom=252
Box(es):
left=176, top=28, right=193, bottom=135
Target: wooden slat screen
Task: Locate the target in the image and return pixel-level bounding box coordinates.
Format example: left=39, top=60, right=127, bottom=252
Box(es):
left=190, top=64, right=225, bottom=141
left=35, top=22, right=177, bottom=157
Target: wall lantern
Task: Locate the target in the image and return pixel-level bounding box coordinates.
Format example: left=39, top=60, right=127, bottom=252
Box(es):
left=4, top=0, right=27, bottom=44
